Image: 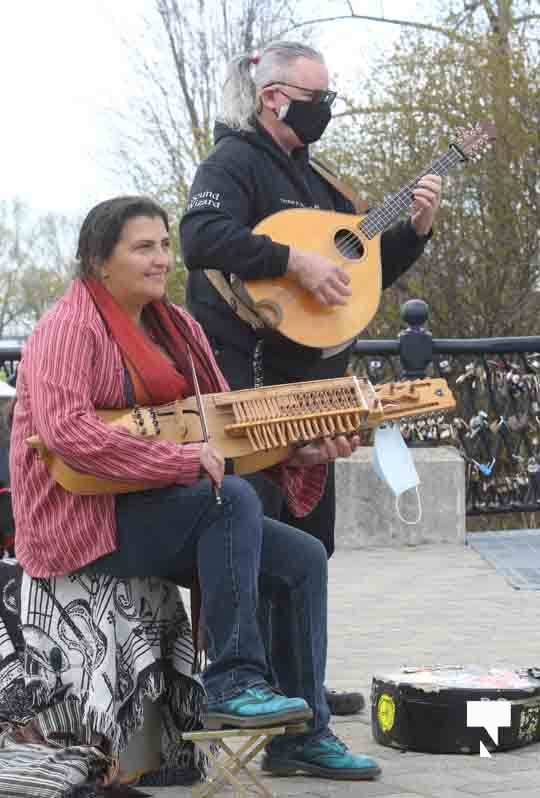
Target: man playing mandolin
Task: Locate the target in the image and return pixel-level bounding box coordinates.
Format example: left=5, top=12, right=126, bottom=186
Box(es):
left=180, top=40, right=442, bottom=716
left=10, top=196, right=382, bottom=782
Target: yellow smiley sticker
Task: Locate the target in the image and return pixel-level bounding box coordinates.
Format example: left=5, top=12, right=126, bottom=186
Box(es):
left=377, top=693, right=396, bottom=733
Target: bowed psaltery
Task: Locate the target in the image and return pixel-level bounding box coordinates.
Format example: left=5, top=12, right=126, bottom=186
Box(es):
left=26, top=376, right=455, bottom=496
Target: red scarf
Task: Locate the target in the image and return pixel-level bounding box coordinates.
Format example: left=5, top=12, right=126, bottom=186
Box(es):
left=85, top=278, right=221, bottom=402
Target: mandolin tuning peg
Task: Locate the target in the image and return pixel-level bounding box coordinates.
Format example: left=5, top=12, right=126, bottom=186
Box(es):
left=475, top=123, right=489, bottom=139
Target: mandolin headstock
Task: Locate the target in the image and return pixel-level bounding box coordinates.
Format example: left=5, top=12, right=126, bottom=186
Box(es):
left=453, top=121, right=497, bottom=162
left=369, top=378, right=456, bottom=426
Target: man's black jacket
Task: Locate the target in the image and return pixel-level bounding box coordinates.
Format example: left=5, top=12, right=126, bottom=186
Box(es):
left=180, top=121, right=430, bottom=372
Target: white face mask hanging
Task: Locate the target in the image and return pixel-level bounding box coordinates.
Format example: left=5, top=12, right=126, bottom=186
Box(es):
left=372, top=422, right=422, bottom=525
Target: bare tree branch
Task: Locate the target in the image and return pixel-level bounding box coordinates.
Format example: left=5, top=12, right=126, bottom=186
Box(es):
left=0, top=201, right=75, bottom=334
left=279, top=13, right=474, bottom=46
left=514, top=14, right=540, bottom=24
left=112, top=0, right=300, bottom=206
left=333, top=105, right=446, bottom=118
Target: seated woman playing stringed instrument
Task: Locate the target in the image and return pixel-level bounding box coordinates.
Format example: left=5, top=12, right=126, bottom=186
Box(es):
left=9, top=196, right=381, bottom=782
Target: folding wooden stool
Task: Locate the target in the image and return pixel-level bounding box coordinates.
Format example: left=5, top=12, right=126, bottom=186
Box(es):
left=182, top=722, right=307, bottom=798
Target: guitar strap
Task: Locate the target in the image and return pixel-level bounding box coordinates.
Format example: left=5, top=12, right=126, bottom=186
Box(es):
left=204, top=270, right=266, bottom=331
left=309, top=158, right=369, bottom=214
left=204, top=160, right=368, bottom=331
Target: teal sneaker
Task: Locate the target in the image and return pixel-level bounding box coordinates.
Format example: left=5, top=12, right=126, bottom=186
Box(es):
left=205, top=685, right=313, bottom=730
left=261, top=730, right=381, bottom=780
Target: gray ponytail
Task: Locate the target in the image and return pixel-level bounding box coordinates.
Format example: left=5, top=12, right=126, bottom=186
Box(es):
left=219, top=41, right=325, bottom=132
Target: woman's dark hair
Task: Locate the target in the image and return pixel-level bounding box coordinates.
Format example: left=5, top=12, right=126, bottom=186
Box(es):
left=75, top=196, right=169, bottom=279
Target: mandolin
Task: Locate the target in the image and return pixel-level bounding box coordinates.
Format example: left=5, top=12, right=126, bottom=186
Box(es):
left=242, top=122, right=496, bottom=348
left=26, top=376, right=455, bottom=495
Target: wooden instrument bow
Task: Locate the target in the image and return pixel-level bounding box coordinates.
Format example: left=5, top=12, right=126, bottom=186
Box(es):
left=187, top=346, right=221, bottom=505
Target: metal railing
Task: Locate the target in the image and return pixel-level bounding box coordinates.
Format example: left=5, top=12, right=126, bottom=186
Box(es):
left=352, top=300, right=540, bottom=517
left=0, top=347, right=21, bottom=389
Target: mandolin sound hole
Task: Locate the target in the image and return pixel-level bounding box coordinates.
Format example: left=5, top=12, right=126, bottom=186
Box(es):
left=334, top=229, right=364, bottom=259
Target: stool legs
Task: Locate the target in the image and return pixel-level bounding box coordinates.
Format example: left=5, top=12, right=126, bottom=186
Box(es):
left=197, top=734, right=272, bottom=798
left=182, top=723, right=306, bottom=798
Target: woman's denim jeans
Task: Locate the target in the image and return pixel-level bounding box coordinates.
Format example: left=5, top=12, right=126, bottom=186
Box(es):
left=89, top=475, right=330, bottom=738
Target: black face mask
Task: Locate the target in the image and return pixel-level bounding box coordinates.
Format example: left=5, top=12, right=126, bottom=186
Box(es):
left=279, top=99, right=332, bottom=144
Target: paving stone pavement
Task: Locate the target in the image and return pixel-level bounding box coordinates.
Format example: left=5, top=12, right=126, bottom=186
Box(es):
left=139, top=542, right=540, bottom=798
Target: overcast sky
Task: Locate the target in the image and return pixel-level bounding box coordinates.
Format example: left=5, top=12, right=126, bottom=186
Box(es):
left=1, top=0, right=427, bottom=218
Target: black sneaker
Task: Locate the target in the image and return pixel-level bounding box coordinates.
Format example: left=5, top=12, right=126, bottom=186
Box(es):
left=325, top=687, right=365, bottom=715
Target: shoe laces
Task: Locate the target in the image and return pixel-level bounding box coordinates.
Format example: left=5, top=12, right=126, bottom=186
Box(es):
left=253, top=684, right=284, bottom=699
left=263, top=684, right=285, bottom=695
left=318, top=729, right=348, bottom=753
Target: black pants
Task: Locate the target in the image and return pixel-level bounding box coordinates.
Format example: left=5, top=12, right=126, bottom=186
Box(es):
left=210, top=336, right=350, bottom=558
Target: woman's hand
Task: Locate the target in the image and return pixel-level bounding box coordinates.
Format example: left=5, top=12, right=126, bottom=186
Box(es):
left=200, top=442, right=225, bottom=486
left=286, top=435, right=361, bottom=468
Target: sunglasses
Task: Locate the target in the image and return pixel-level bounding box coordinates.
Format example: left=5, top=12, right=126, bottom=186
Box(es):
left=263, top=82, right=337, bottom=107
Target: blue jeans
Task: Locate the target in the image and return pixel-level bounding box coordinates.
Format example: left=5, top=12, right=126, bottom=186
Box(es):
left=89, top=476, right=330, bottom=738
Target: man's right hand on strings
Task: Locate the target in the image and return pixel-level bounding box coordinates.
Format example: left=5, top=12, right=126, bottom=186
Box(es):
left=287, top=247, right=351, bottom=306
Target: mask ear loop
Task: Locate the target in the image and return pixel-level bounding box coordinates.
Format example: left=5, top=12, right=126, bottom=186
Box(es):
left=277, top=103, right=290, bottom=120
left=395, top=486, right=422, bottom=525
